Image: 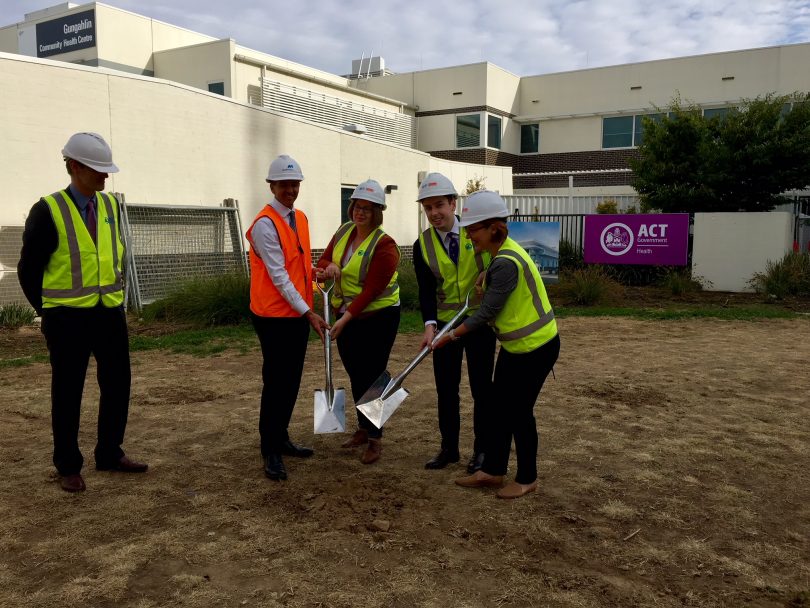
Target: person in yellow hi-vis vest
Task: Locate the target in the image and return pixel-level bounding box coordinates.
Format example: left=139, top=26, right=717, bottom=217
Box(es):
left=433, top=190, right=560, bottom=500
left=18, top=132, right=148, bottom=493
left=316, top=179, right=400, bottom=465
left=414, top=173, right=496, bottom=473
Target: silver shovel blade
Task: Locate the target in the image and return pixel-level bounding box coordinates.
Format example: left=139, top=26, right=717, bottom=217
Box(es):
left=314, top=389, right=346, bottom=434
left=356, top=388, right=409, bottom=429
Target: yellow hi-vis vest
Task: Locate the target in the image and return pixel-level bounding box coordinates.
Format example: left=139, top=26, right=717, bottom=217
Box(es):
left=330, top=222, right=399, bottom=313
left=418, top=226, right=489, bottom=322
left=41, top=190, right=125, bottom=309
left=489, top=237, right=557, bottom=354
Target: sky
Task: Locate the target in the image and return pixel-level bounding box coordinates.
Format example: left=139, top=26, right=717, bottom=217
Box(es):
left=3, top=0, right=810, bottom=76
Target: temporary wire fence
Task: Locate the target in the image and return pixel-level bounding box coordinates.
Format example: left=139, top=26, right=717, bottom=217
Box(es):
left=119, top=195, right=247, bottom=312
left=0, top=226, right=27, bottom=306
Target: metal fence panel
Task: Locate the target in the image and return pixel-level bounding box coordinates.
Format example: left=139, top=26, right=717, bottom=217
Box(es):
left=0, top=226, right=27, bottom=306
left=120, top=197, right=247, bottom=311
left=503, top=194, right=640, bottom=216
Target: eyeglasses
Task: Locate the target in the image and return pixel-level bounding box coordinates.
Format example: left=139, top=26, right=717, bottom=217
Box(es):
left=353, top=205, right=374, bottom=215
left=464, top=223, right=486, bottom=234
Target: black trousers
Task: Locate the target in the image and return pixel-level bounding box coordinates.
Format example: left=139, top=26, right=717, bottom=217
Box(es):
left=251, top=314, right=311, bottom=456
left=483, top=334, right=560, bottom=484
left=431, top=319, right=496, bottom=454
left=41, top=305, right=131, bottom=476
left=336, top=306, right=400, bottom=439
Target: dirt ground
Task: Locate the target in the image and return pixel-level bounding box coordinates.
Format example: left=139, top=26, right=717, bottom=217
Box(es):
left=1, top=315, right=809, bottom=608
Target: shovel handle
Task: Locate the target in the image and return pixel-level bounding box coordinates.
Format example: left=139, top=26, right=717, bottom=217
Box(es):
left=316, top=279, right=335, bottom=400
left=381, top=295, right=471, bottom=400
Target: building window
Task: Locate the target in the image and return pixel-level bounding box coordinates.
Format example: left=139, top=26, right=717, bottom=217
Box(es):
left=633, top=113, right=663, bottom=146
left=520, top=124, right=539, bottom=153
left=703, top=107, right=729, bottom=120
left=487, top=115, right=502, bottom=149
left=602, top=116, right=634, bottom=148
left=208, top=81, right=225, bottom=95
left=456, top=114, right=481, bottom=147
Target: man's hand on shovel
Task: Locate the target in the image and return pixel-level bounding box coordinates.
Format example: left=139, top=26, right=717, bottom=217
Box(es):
left=305, top=309, right=330, bottom=342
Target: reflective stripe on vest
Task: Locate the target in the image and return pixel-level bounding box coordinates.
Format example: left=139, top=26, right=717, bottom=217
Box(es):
left=331, top=222, right=399, bottom=313
left=418, top=226, right=487, bottom=322
left=41, top=190, right=124, bottom=308
left=490, top=239, right=557, bottom=354
left=246, top=205, right=313, bottom=318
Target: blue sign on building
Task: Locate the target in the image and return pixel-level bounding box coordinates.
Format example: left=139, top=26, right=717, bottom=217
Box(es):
left=36, top=9, right=96, bottom=58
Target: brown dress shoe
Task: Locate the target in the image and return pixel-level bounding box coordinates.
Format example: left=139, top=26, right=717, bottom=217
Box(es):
left=497, top=480, right=538, bottom=499
left=360, top=438, right=382, bottom=464
left=341, top=429, right=368, bottom=448
left=454, top=471, right=504, bottom=488
left=96, top=455, right=148, bottom=473
left=60, top=474, right=86, bottom=492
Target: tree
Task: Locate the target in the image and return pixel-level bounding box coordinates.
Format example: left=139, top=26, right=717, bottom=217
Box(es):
left=630, top=93, right=810, bottom=213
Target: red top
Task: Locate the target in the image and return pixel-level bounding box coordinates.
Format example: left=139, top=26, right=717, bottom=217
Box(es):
left=317, top=227, right=399, bottom=317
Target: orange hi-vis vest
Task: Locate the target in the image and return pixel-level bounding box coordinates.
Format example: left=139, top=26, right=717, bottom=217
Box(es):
left=246, top=204, right=313, bottom=318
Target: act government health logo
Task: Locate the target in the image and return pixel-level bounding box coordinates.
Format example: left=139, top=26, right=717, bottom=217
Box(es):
left=600, top=223, right=634, bottom=256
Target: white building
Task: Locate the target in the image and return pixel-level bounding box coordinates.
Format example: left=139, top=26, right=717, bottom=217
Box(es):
left=2, top=1, right=808, bottom=239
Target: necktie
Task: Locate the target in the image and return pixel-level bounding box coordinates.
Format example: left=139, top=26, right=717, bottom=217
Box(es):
left=288, top=210, right=297, bottom=233
left=86, top=197, right=97, bottom=244
left=447, top=232, right=459, bottom=264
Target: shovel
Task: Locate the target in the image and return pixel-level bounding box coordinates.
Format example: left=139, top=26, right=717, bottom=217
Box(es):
left=313, top=281, right=346, bottom=434
left=356, top=295, right=470, bottom=429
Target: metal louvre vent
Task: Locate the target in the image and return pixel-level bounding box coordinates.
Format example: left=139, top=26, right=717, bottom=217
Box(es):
left=119, top=196, right=247, bottom=311
left=261, top=79, right=415, bottom=147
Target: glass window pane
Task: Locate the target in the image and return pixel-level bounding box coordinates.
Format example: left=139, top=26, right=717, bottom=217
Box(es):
left=520, top=124, right=539, bottom=153
left=487, top=115, right=502, bottom=149
left=456, top=114, right=481, bottom=147
left=634, top=113, right=662, bottom=146
left=602, top=116, right=634, bottom=148
left=703, top=107, right=729, bottom=120
left=208, top=82, right=225, bottom=95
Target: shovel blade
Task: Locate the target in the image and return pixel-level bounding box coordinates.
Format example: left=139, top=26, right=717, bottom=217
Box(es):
left=355, top=370, right=393, bottom=407
left=314, top=389, right=346, bottom=434
left=356, top=388, right=409, bottom=429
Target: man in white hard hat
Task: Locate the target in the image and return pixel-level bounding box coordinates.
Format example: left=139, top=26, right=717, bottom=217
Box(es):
left=413, top=172, right=496, bottom=472
left=246, top=154, right=328, bottom=481
left=18, top=132, right=148, bottom=493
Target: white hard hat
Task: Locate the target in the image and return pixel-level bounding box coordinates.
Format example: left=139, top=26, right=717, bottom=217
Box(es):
left=351, top=179, right=386, bottom=209
left=62, top=132, right=119, bottom=173
left=417, top=172, right=457, bottom=201
left=459, top=190, right=509, bottom=226
left=266, top=154, right=304, bottom=181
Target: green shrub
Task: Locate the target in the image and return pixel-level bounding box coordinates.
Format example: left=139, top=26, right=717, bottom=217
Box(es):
left=749, top=251, right=810, bottom=298
left=558, top=266, right=621, bottom=306
left=397, top=258, right=420, bottom=311
left=660, top=268, right=704, bottom=296
left=142, top=272, right=251, bottom=325
left=558, top=239, right=584, bottom=272
left=596, top=200, right=619, bottom=214
left=0, top=303, right=37, bottom=329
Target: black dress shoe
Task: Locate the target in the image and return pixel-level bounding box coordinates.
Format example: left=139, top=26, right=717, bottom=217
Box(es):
left=466, top=452, right=486, bottom=474
left=264, top=454, right=287, bottom=481
left=281, top=440, right=314, bottom=458
left=424, top=448, right=460, bottom=470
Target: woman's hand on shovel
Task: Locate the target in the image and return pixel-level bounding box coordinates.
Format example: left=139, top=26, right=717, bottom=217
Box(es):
left=330, top=312, right=352, bottom=341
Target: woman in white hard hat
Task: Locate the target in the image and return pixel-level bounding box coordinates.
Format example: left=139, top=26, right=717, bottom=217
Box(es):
left=315, top=179, right=400, bottom=465
left=433, top=190, right=560, bottom=499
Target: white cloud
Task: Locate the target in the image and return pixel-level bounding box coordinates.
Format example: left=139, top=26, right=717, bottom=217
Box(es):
left=2, top=0, right=809, bottom=75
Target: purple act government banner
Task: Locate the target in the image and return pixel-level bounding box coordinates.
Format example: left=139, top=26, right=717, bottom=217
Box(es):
left=584, top=214, right=689, bottom=266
